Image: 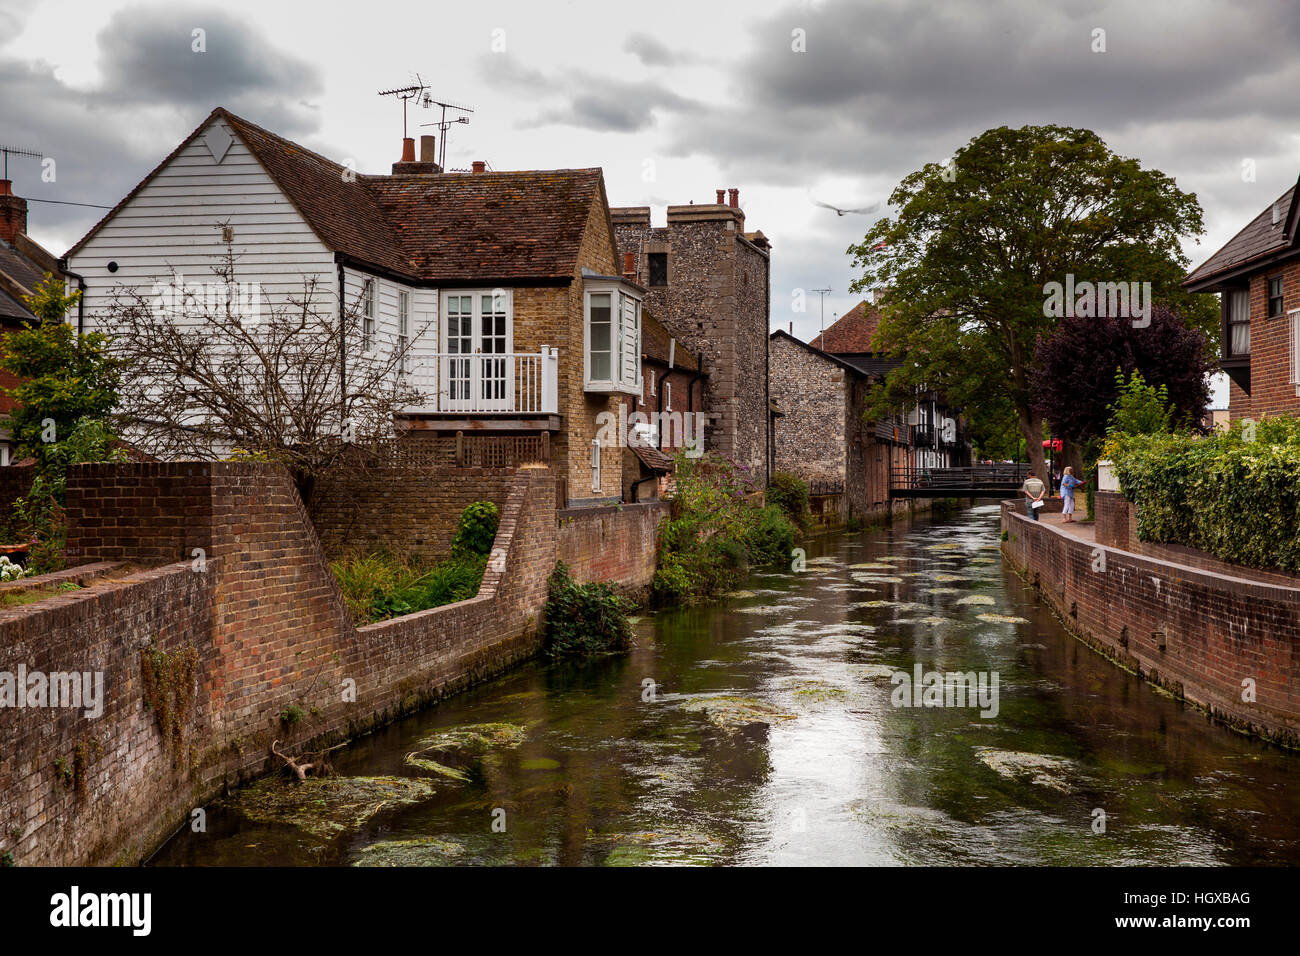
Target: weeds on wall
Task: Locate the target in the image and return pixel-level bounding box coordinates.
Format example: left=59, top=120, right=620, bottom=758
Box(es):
left=767, top=471, right=811, bottom=530
left=140, top=641, right=199, bottom=769
left=542, top=561, right=634, bottom=660
left=653, top=454, right=799, bottom=606
left=330, top=501, right=498, bottom=625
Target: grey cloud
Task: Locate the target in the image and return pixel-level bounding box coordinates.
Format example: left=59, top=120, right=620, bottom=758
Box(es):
left=624, top=32, right=696, bottom=67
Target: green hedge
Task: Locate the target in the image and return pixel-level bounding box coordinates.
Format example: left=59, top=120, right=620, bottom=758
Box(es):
left=1110, top=417, right=1300, bottom=572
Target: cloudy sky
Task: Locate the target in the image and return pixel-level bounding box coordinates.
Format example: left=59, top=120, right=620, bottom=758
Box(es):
left=2, top=0, right=1296, bottom=392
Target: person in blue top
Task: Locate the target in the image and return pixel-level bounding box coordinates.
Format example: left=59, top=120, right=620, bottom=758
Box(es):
left=1059, top=466, right=1084, bottom=523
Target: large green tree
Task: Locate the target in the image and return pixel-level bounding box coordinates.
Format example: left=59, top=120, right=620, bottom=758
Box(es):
left=848, top=125, right=1214, bottom=479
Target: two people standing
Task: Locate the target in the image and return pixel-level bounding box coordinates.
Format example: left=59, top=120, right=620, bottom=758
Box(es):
left=1021, top=466, right=1085, bottom=522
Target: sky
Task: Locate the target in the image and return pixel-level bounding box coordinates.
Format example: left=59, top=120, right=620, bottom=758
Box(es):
left=3, top=0, right=1297, bottom=407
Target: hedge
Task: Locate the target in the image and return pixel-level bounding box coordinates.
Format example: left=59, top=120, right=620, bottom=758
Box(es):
left=1109, top=417, right=1300, bottom=572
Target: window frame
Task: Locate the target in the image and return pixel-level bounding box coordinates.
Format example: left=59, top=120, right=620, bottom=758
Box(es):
left=397, top=289, right=410, bottom=374
left=583, top=279, right=643, bottom=395
left=1225, top=286, right=1251, bottom=358
left=1268, top=275, right=1285, bottom=318
left=360, top=278, right=376, bottom=354
left=648, top=252, right=669, bottom=287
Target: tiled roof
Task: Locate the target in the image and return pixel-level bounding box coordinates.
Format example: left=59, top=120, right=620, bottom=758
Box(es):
left=1185, top=181, right=1299, bottom=288
left=69, top=107, right=609, bottom=284
left=631, top=443, right=675, bottom=472
left=642, top=310, right=700, bottom=371
left=809, top=300, right=882, bottom=352
left=0, top=241, right=53, bottom=324
left=0, top=286, right=30, bottom=322
left=769, top=329, right=870, bottom=378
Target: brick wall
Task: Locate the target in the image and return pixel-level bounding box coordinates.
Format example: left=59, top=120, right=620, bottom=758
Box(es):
left=1228, top=258, right=1300, bottom=421
left=556, top=500, right=669, bottom=597
left=1, top=461, right=558, bottom=866
left=0, top=462, right=33, bottom=526
left=307, top=466, right=515, bottom=561
left=1002, top=499, right=1300, bottom=748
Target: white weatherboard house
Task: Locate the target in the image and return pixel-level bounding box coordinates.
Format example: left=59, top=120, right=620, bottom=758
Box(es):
left=63, top=107, right=649, bottom=506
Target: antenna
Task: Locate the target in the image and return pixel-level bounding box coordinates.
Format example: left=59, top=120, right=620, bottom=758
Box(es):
left=0, top=145, right=43, bottom=181
left=377, top=74, right=431, bottom=140
left=419, top=98, right=474, bottom=171
left=813, top=288, right=832, bottom=333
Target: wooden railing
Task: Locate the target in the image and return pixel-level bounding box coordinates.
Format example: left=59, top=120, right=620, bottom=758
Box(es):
left=366, top=433, right=550, bottom=469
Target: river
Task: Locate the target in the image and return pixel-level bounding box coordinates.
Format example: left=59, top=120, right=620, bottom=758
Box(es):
left=150, top=504, right=1300, bottom=866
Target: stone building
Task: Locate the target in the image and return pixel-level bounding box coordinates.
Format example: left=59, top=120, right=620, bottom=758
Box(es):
left=1184, top=172, right=1300, bottom=421
left=768, top=329, right=905, bottom=524
left=612, top=189, right=771, bottom=484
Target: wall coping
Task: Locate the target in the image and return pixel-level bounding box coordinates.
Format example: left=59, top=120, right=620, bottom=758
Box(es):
left=1004, top=501, right=1300, bottom=601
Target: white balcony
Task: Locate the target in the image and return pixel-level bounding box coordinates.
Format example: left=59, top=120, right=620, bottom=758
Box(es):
left=402, top=347, right=558, bottom=416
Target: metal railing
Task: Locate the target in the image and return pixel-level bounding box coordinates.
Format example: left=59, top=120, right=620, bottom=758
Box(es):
left=402, top=348, right=558, bottom=415
left=891, top=463, right=1031, bottom=491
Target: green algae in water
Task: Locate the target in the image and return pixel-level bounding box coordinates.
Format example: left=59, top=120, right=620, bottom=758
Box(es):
left=353, top=837, right=465, bottom=866
left=976, top=613, right=1030, bottom=624
left=956, top=594, right=997, bottom=606
left=975, top=748, right=1075, bottom=793
left=229, top=775, right=439, bottom=840
left=404, top=754, right=471, bottom=781
left=520, top=757, right=562, bottom=771
left=410, top=722, right=527, bottom=755
left=678, top=695, right=797, bottom=732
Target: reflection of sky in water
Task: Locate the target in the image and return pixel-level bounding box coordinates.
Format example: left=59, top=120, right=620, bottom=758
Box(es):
left=151, top=505, right=1300, bottom=867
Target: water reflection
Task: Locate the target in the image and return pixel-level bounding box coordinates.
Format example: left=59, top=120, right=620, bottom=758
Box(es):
left=151, top=505, right=1300, bottom=867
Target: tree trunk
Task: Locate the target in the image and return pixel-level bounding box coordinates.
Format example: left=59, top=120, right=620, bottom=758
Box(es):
left=1018, top=407, right=1046, bottom=483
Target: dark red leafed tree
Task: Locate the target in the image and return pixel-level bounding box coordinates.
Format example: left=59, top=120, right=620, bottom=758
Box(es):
left=1030, top=305, right=1213, bottom=444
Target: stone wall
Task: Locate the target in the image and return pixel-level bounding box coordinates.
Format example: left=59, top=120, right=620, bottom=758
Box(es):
left=1001, top=499, right=1300, bottom=748
left=614, top=203, right=771, bottom=482
left=769, top=332, right=847, bottom=484
left=1, top=461, right=558, bottom=866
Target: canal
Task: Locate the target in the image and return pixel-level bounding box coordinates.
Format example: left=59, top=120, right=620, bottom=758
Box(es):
left=151, top=504, right=1300, bottom=866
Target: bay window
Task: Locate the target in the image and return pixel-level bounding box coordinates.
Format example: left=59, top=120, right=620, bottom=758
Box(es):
left=584, top=280, right=643, bottom=394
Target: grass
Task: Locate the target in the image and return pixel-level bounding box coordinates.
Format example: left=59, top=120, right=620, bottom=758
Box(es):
left=0, top=580, right=82, bottom=608
left=331, top=552, right=487, bottom=625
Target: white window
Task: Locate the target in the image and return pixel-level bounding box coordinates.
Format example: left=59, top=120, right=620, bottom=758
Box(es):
left=664, top=380, right=672, bottom=411
left=439, top=290, right=513, bottom=411
left=398, top=290, right=410, bottom=374
left=591, top=438, right=601, bottom=493
left=584, top=281, right=642, bottom=394
left=361, top=279, right=375, bottom=354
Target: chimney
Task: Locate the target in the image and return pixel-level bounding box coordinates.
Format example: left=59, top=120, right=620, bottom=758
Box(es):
left=0, top=180, right=27, bottom=246
left=728, top=188, right=739, bottom=209
left=400, top=138, right=416, bottom=163
left=472, top=160, right=487, bottom=174
left=716, top=189, right=725, bottom=205
left=419, top=135, right=437, bottom=163
left=623, top=252, right=636, bottom=278
left=1273, top=202, right=1282, bottom=226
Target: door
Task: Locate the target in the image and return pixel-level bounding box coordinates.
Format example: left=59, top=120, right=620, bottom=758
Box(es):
left=441, top=291, right=512, bottom=411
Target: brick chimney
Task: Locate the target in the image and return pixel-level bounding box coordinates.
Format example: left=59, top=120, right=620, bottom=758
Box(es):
left=419, top=135, right=436, bottom=163
left=623, top=252, right=636, bottom=278
left=728, top=188, right=739, bottom=208
left=472, top=160, right=487, bottom=174
left=392, top=136, right=443, bottom=175
left=400, top=138, right=416, bottom=163
left=0, top=180, right=27, bottom=245
left=715, top=189, right=725, bottom=205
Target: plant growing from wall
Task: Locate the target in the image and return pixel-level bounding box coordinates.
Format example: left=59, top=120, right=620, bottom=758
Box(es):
left=542, top=562, right=634, bottom=660
left=767, top=472, right=811, bottom=530
left=653, top=453, right=799, bottom=605
left=331, top=551, right=487, bottom=625
left=140, top=641, right=199, bottom=769
left=451, top=501, right=500, bottom=557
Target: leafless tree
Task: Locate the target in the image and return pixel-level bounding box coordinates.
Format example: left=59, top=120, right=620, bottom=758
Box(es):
left=99, top=242, right=430, bottom=493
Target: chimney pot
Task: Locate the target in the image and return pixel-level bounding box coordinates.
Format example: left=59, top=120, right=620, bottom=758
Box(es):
left=728, top=188, right=739, bottom=208
left=623, top=252, right=635, bottom=277
left=0, top=181, right=28, bottom=245
left=0, top=180, right=11, bottom=196
left=716, top=189, right=725, bottom=205
left=419, top=135, right=437, bottom=164
left=400, top=137, right=415, bottom=162
left=472, top=160, right=487, bottom=174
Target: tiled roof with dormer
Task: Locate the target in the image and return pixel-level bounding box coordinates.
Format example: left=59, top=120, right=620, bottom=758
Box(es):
left=1185, top=180, right=1300, bottom=289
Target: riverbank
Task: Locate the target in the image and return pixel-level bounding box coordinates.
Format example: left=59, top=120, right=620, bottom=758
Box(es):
left=1001, top=499, right=1300, bottom=749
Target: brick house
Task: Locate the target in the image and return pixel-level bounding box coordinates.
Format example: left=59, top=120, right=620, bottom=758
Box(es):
left=0, top=178, right=66, bottom=465
left=63, top=107, right=650, bottom=507
left=1184, top=175, right=1300, bottom=421
left=810, top=299, right=970, bottom=480
left=612, top=190, right=771, bottom=485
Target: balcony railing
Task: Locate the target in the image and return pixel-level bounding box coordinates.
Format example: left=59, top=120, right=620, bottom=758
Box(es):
left=402, top=348, right=558, bottom=415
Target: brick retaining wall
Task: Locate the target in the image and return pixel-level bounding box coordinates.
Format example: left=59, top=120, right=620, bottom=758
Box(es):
left=1, top=462, right=557, bottom=866
left=1001, top=499, right=1300, bottom=748
left=557, top=500, right=670, bottom=597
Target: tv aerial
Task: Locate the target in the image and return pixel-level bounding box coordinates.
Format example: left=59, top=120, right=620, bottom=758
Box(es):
left=377, top=74, right=432, bottom=140
left=0, top=144, right=43, bottom=181
left=418, top=97, right=474, bottom=171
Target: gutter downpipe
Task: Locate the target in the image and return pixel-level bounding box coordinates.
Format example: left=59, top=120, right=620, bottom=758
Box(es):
left=335, top=252, right=347, bottom=434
